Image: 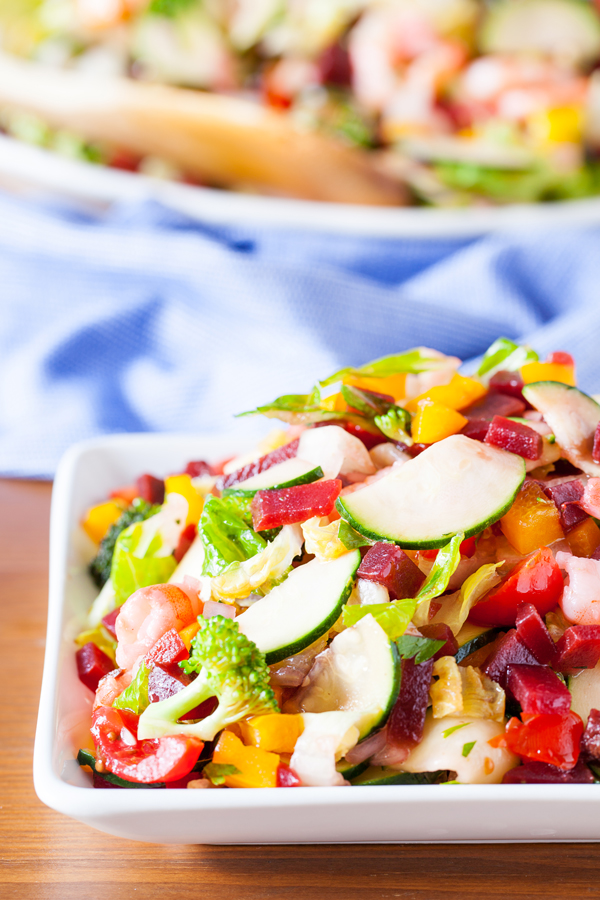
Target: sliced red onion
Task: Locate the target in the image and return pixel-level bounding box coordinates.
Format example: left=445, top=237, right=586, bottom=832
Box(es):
left=345, top=728, right=388, bottom=765
left=203, top=600, right=235, bottom=620
left=370, top=741, right=412, bottom=768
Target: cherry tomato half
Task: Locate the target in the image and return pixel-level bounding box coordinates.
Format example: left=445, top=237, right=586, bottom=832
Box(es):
left=469, top=547, right=564, bottom=627
left=490, top=711, right=584, bottom=770
left=91, top=706, right=203, bottom=784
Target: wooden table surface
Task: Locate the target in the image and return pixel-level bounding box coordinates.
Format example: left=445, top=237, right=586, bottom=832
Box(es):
left=2, top=477, right=600, bottom=900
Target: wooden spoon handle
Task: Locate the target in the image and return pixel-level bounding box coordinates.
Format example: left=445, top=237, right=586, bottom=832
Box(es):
left=0, top=52, right=406, bottom=205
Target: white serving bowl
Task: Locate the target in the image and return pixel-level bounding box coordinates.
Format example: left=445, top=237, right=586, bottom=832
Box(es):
left=33, top=432, right=600, bottom=844
left=5, top=133, right=600, bottom=238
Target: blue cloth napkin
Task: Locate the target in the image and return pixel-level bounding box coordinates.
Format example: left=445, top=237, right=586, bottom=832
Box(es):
left=2, top=190, right=600, bottom=479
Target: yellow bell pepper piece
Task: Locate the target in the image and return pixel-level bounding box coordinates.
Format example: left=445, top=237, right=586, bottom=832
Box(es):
left=178, top=621, right=200, bottom=651
left=411, top=400, right=468, bottom=444
left=81, top=500, right=124, bottom=544
left=529, top=105, right=583, bottom=146
left=520, top=361, right=576, bottom=386
left=212, top=730, right=280, bottom=788
left=238, top=714, right=304, bottom=754
left=319, top=392, right=346, bottom=412
left=566, top=517, right=600, bottom=559
left=344, top=372, right=407, bottom=402
left=164, top=473, right=204, bottom=526
left=405, top=374, right=486, bottom=413
left=500, top=482, right=564, bottom=555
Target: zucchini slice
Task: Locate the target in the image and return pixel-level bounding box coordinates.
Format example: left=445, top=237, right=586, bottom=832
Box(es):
left=223, top=457, right=323, bottom=494
left=294, top=614, right=401, bottom=740
left=337, top=435, right=526, bottom=549
left=336, top=758, right=370, bottom=781
left=351, top=766, right=448, bottom=786
left=522, top=381, right=600, bottom=476
left=235, top=549, right=360, bottom=664
left=454, top=623, right=501, bottom=664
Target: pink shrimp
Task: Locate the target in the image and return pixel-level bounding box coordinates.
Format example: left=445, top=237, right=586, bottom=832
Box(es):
left=556, top=551, right=600, bottom=626
left=115, top=583, right=199, bottom=670
left=580, top=478, right=600, bottom=519
left=93, top=668, right=132, bottom=710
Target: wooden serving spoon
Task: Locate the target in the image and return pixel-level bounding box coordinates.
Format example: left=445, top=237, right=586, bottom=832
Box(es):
left=0, top=52, right=407, bottom=205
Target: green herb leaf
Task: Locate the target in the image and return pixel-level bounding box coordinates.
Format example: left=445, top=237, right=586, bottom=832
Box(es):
left=321, top=348, right=454, bottom=387
left=442, top=722, right=469, bottom=739
left=202, top=762, right=241, bottom=785
left=342, top=598, right=417, bottom=640
left=147, top=0, right=196, bottom=17
left=338, top=519, right=372, bottom=550
left=462, top=741, right=476, bottom=758
left=340, top=384, right=394, bottom=417
left=113, top=662, right=151, bottom=715
left=395, top=634, right=445, bottom=665
left=198, top=495, right=266, bottom=577
left=373, top=406, right=412, bottom=443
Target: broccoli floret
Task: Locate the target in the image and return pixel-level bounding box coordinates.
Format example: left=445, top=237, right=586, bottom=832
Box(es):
left=89, top=498, right=160, bottom=587
left=137, top=616, right=279, bottom=742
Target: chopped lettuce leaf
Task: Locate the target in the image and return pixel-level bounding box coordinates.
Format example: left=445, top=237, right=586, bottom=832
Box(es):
left=301, top=516, right=348, bottom=561
left=477, top=336, right=538, bottom=381
left=75, top=624, right=117, bottom=663
left=89, top=497, right=160, bottom=588
left=430, top=656, right=505, bottom=721
left=431, top=561, right=503, bottom=635
left=342, top=598, right=416, bottom=640
left=199, top=495, right=267, bottom=577
left=412, top=532, right=464, bottom=628
left=111, top=523, right=178, bottom=607
left=321, top=348, right=455, bottom=387
left=338, top=519, right=372, bottom=550
left=113, top=662, right=151, bottom=715
left=202, top=762, right=241, bottom=785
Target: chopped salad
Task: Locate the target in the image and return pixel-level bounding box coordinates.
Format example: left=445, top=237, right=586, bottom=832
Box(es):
left=76, top=338, right=600, bottom=789
left=5, top=0, right=600, bottom=205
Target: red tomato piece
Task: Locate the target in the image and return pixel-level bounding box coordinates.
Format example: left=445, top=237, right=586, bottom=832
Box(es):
left=546, top=351, right=575, bottom=367
left=490, top=711, right=584, bottom=770
left=101, top=607, right=121, bottom=640
left=251, top=479, right=342, bottom=531
left=419, top=535, right=477, bottom=562
left=91, top=706, right=203, bottom=784
left=276, top=764, right=301, bottom=787
left=174, top=522, right=197, bottom=563
left=469, top=547, right=564, bottom=627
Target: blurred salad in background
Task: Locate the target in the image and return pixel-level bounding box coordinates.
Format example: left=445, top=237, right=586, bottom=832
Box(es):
left=4, top=0, right=600, bottom=205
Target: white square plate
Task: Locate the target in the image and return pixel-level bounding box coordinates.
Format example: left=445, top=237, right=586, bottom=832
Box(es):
left=33, top=433, right=600, bottom=844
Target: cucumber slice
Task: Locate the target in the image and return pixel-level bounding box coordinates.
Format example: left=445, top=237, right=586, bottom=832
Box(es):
left=521, top=381, right=600, bottom=477
left=480, top=0, right=600, bottom=69
left=235, top=550, right=360, bottom=664
left=454, top=624, right=501, bottom=664
left=351, top=766, right=448, bottom=786
left=294, top=614, right=401, bottom=740
left=222, top=457, right=323, bottom=494
left=337, top=435, right=526, bottom=549
left=336, top=758, right=370, bottom=781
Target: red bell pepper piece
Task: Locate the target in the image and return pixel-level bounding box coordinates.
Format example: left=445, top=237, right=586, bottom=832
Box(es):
left=101, top=607, right=121, bottom=640
left=91, top=706, right=203, bottom=784
left=546, top=351, right=575, bottom=367
left=145, top=628, right=189, bottom=669
left=484, top=415, right=542, bottom=460
left=358, top=542, right=425, bottom=600
left=135, top=473, right=165, bottom=504
left=276, top=764, right=301, bottom=787
left=469, top=547, right=564, bottom=627
left=217, top=439, right=299, bottom=490
left=174, top=522, right=197, bottom=563
left=506, top=664, right=571, bottom=715
left=515, top=602, right=558, bottom=665
left=250, top=479, right=342, bottom=531
left=76, top=642, right=115, bottom=693
left=554, top=625, right=600, bottom=674
left=185, top=460, right=214, bottom=477
left=490, top=710, right=584, bottom=770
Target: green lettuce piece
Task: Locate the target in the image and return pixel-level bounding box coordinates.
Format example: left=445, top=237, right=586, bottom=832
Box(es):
left=321, top=348, right=454, bottom=387
left=111, top=522, right=178, bottom=607
left=477, top=337, right=538, bottom=380
left=338, top=519, right=373, bottom=550
left=395, top=634, right=445, bottom=665
left=416, top=532, right=464, bottom=605
left=113, top=662, right=151, bottom=715
left=342, top=598, right=417, bottom=641
left=340, top=384, right=394, bottom=417
left=373, top=406, right=412, bottom=444
left=432, top=561, right=503, bottom=635
left=199, top=495, right=267, bottom=577
left=202, top=762, right=242, bottom=785
left=74, top=624, right=117, bottom=663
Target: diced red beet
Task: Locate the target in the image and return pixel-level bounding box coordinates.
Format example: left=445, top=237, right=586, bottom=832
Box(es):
left=147, top=666, right=216, bottom=720
left=483, top=629, right=541, bottom=688
left=407, top=443, right=430, bottom=458
left=185, top=460, right=214, bottom=478
left=101, top=607, right=120, bottom=640
left=217, top=438, right=299, bottom=490
left=506, top=664, right=571, bottom=715
left=554, top=625, right=600, bottom=674
left=165, top=772, right=201, bottom=789
left=145, top=628, right=189, bottom=668
left=461, top=418, right=491, bottom=442
left=251, top=479, right=342, bottom=531
left=464, top=389, right=526, bottom=420
left=358, top=542, right=426, bottom=600
left=276, top=764, right=302, bottom=787
left=581, top=709, right=600, bottom=760
left=559, top=501, right=589, bottom=533
left=76, top=642, right=115, bottom=693
left=593, top=422, right=600, bottom=465
left=502, top=760, right=594, bottom=784
left=387, top=658, right=434, bottom=751
left=488, top=369, right=527, bottom=403
left=135, top=473, right=165, bottom=505
left=484, top=415, right=542, bottom=460
left=342, top=421, right=387, bottom=450
left=174, top=522, right=197, bottom=563
left=418, top=623, right=459, bottom=660
left=317, top=42, right=352, bottom=86
left=515, top=602, right=558, bottom=666
left=543, top=480, right=584, bottom=507
left=546, top=351, right=575, bottom=367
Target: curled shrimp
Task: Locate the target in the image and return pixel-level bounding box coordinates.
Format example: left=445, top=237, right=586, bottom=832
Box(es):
left=115, top=583, right=200, bottom=670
